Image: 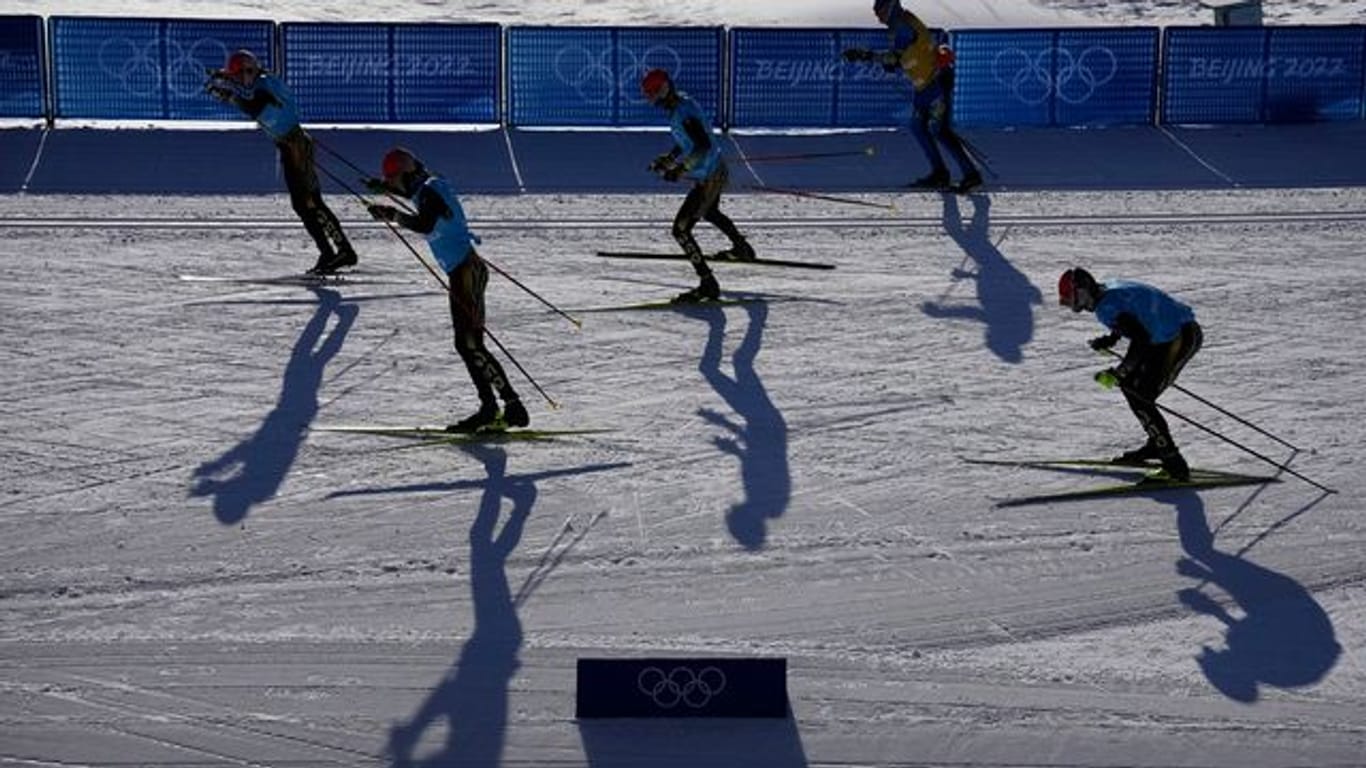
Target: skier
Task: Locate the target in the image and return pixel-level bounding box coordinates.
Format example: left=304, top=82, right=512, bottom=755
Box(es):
left=365, top=147, right=528, bottom=433
left=641, top=68, right=756, bottom=304
left=1058, top=267, right=1203, bottom=481
left=206, top=49, right=357, bottom=275
left=843, top=0, right=981, bottom=192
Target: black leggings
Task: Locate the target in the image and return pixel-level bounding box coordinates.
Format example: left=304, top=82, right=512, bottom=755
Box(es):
left=277, top=129, right=351, bottom=258
left=672, top=162, right=745, bottom=278
left=449, top=252, right=516, bottom=406
left=1122, top=321, right=1204, bottom=452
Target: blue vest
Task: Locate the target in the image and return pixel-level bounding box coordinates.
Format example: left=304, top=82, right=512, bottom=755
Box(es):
left=252, top=75, right=301, bottom=140
left=414, top=175, right=477, bottom=273
left=668, top=94, right=721, bottom=181
left=1096, top=280, right=1195, bottom=344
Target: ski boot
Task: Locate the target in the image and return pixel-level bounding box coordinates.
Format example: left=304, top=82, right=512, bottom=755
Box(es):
left=1112, top=440, right=1161, bottom=466
left=715, top=239, right=756, bottom=262
left=910, top=169, right=951, bottom=190
left=1159, top=449, right=1191, bottom=482
left=672, top=273, right=720, bottom=304
left=307, top=245, right=358, bottom=276
left=501, top=399, right=529, bottom=429
left=447, top=402, right=500, bottom=433
left=955, top=170, right=983, bottom=193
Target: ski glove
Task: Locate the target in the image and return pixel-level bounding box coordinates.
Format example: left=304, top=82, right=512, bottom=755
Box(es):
left=205, top=83, right=234, bottom=103
left=1094, top=368, right=1121, bottom=390
left=1089, top=332, right=1121, bottom=351
left=841, top=48, right=874, bottom=63
left=367, top=204, right=398, bottom=222
left=649, top=153, right=674, bottom=173
left=662, top=164, right=684, bottom=182
left=363, top=177, right=389, bottom=195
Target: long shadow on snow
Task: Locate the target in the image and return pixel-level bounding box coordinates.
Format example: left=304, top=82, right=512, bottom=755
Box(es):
left=1169, top=491, right=1341, bottom=702
left=384, top=444, right=529, bottom=768
left=678, top=300, right=790, bottom=551
left=920, top=193, right=1041, bottom=363
left=190, top=287, right=357, bottom=525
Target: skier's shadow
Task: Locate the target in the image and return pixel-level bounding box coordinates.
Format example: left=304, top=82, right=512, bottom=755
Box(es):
left=679, top=301, right=790, bottom=550
left=920, top=193, right=1041, bottom=363
left=1170, top=492, right=1341, bottom=702
left=191, top=287, right=357, bottom=525
left=386, top=444, right=531, bottom=768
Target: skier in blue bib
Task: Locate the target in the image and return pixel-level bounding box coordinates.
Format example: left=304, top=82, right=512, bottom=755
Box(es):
left=207, top=49, right=356, bottom=275
left=1059, top=267, right=1203, bottom=481
left=365, top=148, right=528, bottom=433
left=641, top=68, right=755, bottom=304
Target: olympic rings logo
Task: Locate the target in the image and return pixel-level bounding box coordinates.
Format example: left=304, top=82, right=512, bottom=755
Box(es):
left=991, top=45, right=1117, bottom=106
left=552, top=43, right=684, bottom=105
left=97, top=35, right=232, bottom=98
left=637, top=665, right=727, bottom=709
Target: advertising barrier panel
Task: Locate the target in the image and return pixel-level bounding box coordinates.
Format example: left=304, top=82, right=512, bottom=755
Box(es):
left=1163, top=26, right=1366, bottom=123
left=507, top=26, right=722, bottom=127
left=282, top=22, right=499, bottom=124
left=0, top=16, right=44, bottom=119
left=728, top=28, right=908, bottom=129
left=50, top=16, right=272, bottom=120
left=952, top=27, right=1158, bottom=127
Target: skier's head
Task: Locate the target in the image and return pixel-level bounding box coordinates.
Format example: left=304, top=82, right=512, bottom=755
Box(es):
left=224, top=49, right=261, bottom=84
left=641, top=68, right=674, bottom=106
left=1058, top=267, right=1100, bottom=313
left=381, top=147, right=425, bottom=196
left=874, top=0, right=903, bottom=24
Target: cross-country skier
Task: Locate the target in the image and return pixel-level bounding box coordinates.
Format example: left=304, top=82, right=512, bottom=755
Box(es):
left=641, top=68, right=756, bottom=304
left=843, top=0, right=981, bottom=192
left=365, top=148, right=528, bottom=433
left=206, top=49, right=357, bottom=275
left=1058, top=267, right=1203, bottom=481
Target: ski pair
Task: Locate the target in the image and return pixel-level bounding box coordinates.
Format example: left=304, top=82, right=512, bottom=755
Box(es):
left=961, top=456, right=1281, bottom=507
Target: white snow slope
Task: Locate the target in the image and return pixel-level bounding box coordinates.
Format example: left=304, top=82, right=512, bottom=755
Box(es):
left=2, top=1, right=1366, bottom=767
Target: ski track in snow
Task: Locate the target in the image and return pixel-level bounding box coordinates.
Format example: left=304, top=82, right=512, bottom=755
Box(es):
left=1, top=188, right=1364, bottom=765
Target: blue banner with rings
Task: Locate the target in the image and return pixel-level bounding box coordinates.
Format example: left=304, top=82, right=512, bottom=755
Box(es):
left=281, top=23, right=499, bottom=123
left=507, top=26, right=723, bottom=127
left=1164, top=26, right=1366, bottom=123
left=951, top=27, right=1158, bottom=127
left=728, top=28, right=910, bottom=129
left=0, top=16, right=44, bottom=118
left=49, top=16, right=273, bottom=120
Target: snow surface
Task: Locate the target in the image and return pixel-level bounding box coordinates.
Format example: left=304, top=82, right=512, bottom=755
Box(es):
left=3, top=1, right=1366, bottom=767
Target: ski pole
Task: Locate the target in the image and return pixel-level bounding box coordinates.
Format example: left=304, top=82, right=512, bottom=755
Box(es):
left=1118, top=383, right=1336, bottom=494
left=312, top=135, right=417, bottom=213
left=482, top=257, right=582, bottom=329
left=959, top=135, right=997, bottom=180
left=746, top=184, right=895, bottom=211
left=1103, top=349, right=1302, bottom=452
left=738, top=147, right=876, bottom=164
left=485, top=326, right=559, bottom=410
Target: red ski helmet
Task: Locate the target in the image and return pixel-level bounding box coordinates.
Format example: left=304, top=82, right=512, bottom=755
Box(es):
left=641, top=68, right=673, bottom=104
left=224, top=49, right=260, bottom=79
left=1058, top=267, right=1097, bottom=311
left=381, top=147, right=420, bottom=182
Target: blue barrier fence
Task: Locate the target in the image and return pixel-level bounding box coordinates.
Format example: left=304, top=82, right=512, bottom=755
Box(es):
left=5, top=16, right=1366, bottom=128
left=0, top=16, right=43, bottom=118
left=1163, top=25, right=1366, bottom=123
left=507, top=26, right=722, bottom=127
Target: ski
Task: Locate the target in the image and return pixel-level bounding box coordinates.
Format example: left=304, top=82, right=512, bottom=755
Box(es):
left=314, top=425, right=613, bottom=443
left=572, top=296, right=771, bottom=313
left=177, top=272, right=401, bottom=287
left=961, top=456, right=1267, bottom=481
left=993, top=473, right=1281, bottom=508
left=595, top=251, right=835, bottom=271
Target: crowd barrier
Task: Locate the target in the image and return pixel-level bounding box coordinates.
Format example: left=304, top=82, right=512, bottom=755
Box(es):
left=2, top=15, right=1364, bottom=128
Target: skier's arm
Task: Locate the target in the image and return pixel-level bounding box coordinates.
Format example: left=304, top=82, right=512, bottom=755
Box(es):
left=390, top=185, right=451, bottom=235
left=1110, top=312, right=1152, bottom=379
